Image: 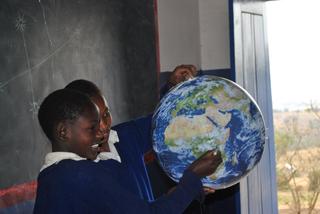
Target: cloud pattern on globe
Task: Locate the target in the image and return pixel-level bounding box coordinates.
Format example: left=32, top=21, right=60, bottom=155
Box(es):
left=152, top=75, right=266, bottom=189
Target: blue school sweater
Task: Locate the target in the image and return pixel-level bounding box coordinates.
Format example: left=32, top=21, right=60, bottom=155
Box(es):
left=112, top=115, right=154, bottom=201
left=33, top=159, right=203, bottom=214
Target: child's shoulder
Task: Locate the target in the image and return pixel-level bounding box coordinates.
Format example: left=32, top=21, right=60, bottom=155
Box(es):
left=112, top=114, right=152, bottom=132
left=36, top=160, right=119, bottom=204
left=112, top=120, right=134, bottom=132
left=39, top=159, right=106, bottom=181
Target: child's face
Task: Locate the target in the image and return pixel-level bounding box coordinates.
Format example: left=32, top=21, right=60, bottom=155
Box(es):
left=91, top=94, right=112, bottom=152
left=67, top=105, right=101, bottom=160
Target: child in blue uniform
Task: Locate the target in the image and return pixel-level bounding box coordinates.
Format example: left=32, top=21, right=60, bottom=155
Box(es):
left=34, top=88, right=222, bottom=213
left=64, top=64, right=204, bottom=201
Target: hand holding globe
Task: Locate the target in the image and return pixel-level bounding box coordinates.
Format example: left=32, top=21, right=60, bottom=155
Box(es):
left=187, top=149, right=222, bottom=178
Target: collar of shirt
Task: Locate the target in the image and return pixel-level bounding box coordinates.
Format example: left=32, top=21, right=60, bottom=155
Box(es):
left=40, top=152, right=86, bottom=172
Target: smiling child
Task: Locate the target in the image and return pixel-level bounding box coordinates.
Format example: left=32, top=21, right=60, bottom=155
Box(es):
left=34, top=86, right=222, bottom=214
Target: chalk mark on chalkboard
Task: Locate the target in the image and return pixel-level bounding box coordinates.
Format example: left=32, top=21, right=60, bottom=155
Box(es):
left=15, top=13, right=26, bottom=32
left=16, top=12, right=37, bottom=119
left=39, top=1, right=53, bottom=47
left=39, top=0, right=57, bottom=80
left=0, top=33, right=75, bottom=91
left=29, top=101, right=40, bottom=116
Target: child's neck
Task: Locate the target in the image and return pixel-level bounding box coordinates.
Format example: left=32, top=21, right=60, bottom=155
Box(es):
left=52, top=142, right=70, bottom=153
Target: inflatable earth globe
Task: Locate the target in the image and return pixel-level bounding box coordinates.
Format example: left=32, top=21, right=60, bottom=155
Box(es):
left=152, top=75, right=266, bottom=189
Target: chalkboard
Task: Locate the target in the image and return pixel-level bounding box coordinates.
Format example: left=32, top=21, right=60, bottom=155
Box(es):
left=0, top=0, right=157, bottom=196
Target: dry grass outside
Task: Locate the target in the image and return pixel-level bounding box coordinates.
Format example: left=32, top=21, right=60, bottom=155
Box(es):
left=278, top=190, right=320, bottom=211
left=274, top=111, right=320, bottom=213
left=277, top=147, right=320, bottom=212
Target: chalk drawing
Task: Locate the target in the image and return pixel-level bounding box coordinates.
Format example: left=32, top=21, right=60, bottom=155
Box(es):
left=0, top=31, right=75, bottom=91
left=15, top=13, right=26, bottom=32
left=39, top=1, right=53, bottom=47
left=15, top=12, right=36, bottom=119
left=38, top=0, right=57, bottom=80
left=29, top=101, right=40, bottom=118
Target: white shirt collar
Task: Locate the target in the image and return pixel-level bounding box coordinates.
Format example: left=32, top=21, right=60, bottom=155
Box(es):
left=40, top=152, right=86, bottom=172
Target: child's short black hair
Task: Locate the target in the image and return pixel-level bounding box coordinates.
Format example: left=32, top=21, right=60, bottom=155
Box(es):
left=38, top=88, right=95, bottom=142
left=65, top=79, right=101, bottom=98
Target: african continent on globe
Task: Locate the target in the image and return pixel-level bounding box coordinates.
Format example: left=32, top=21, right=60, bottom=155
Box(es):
left=152, top=75, right=265, bottom=189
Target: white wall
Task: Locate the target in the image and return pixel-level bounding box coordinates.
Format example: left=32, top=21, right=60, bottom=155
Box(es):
left=157, top=0, right=201, bottom=71
left=199, top=0, right=230, bottom=70
left=157, top=0, right=230, bottom=72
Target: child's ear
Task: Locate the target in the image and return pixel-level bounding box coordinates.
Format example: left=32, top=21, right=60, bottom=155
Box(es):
left=56, top=122, right=69, bottom=142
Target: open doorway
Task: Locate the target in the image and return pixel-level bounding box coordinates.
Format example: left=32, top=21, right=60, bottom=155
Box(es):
left=266, top=0, right=320, bottom=213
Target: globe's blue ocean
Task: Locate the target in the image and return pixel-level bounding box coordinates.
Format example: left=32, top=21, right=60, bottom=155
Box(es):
left=152, top=76, right=266, bottom=189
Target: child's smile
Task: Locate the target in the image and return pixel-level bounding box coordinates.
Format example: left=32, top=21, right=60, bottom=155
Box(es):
left=67, top=105, right=101, bottom=160
left=91, top=94, right=112, bottom=152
